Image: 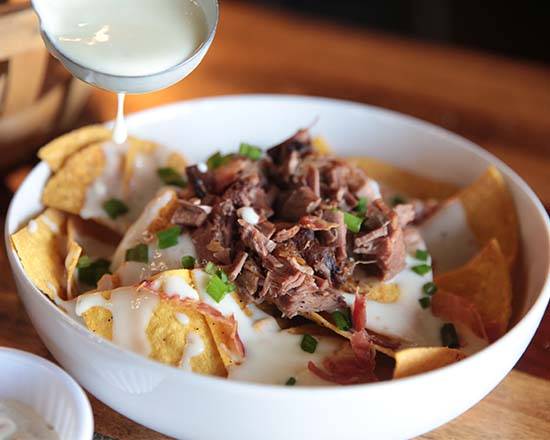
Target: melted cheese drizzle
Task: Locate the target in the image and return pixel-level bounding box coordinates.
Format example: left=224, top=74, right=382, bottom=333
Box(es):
left=75, top=287, right=159, bottom=356
left=191, top=270, right=337, bottom=385
left=112, top=93, right=127, bottom=144
left=0, top=400, right=58, bottom=440
left=179, top=332, right=204, bottom=370
left=419, top=199, right=479, bottom=273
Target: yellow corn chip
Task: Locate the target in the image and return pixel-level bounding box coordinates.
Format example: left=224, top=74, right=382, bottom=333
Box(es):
left=10, top=209, right=67, bottom=300
left=349, top=156, right=459, bottom=200
left=42, top=142, right=106, bottom=215
left=38, top=125, right=112, bottom=171
left=435, top=239, right=512, bottom=340
left=166, top=152, right=188, bottom=174
left=393, top=346, right=466, bottom=379
left=458, top=166, right=518, bottom=265
left=312, top=136, right=333, bottom=155
left=65, top=239, right=82, bottom=300
left=81, top=288, right=226, bottom=376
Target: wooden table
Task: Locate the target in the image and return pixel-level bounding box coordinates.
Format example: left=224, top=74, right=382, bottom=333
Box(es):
left=1, top=1, right=549, bottom=438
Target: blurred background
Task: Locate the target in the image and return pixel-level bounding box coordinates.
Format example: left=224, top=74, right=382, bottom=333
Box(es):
left=258, top=0, right=550, bottom=63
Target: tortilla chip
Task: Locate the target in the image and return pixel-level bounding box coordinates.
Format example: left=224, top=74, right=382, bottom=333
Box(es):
left=42, top=142, right=106, bottom=215
left=81, top=288, right=226, bottom=376
left=111, top=188, right=179, bottom=269
left=458, top=166, right=518, bottom=265
left=349, top=157, right=459, bottom=200
left=312, top=137, right=333, bottom=155
left=64, top=239, right=82, bottom=300
left=148, top=298, right=226, bottom=376
left=165, top=152, right=187, bottom=174
left=435, top=239, right=512, bottom=340
left=38, top=125, right=112, bottom=171
left=393, top=347, right=466, bottom=379
left=67, top=216, right=120, bottom=257
left=10, top=209, right=67, bottom=300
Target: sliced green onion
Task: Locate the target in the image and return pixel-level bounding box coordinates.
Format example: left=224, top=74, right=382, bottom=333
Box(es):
left=415, top=249, right=429, bottom=261
left=78, top=258, right=111, bottom=287
left=206, top=274, right=230, bottom=302
left=206, top=151, right=231, bottom=170
left=285, top=377, right=296, bottom=386
left=300, top=334, right=318, bottom=353
left=411, top=264, right=431, bottom=276
left=418, top=297, right=431, bottom=309
left=441, top=323, right=459, bottom=348
left=125, top=243, right=149, bottom=263
left=355, top=197, right=368, bottom=215
left=76, top=255, right=92, bottom=269
left=238, top=143, right=263, bottom=161
left=422, top=282, right=438, bottom=296
left=390, top=195, right=406, bottom=206
left=181, top=255, right=196, bottom=269
left=156, top=225, right=181, bottom=249
left=102, top=198, right=128, bottom=219
left=343, top=211, right=363, bottom=233
left=204, top=261, right=219, bottom=275
left=157, top=167, right=186, bottom=187
left=331, top=310, right=351, bottom=331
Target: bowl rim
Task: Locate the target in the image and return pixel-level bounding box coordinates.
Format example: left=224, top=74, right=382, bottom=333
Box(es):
left=0, top=347, right=94, bottom=437
left=5, top=93, right=550, bottom=397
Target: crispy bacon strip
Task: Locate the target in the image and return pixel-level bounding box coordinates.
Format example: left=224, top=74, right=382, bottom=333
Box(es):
left=308, top=330, right=377, bottom=385
left=196, top=302, right=246, bottom=359
left=352, top=292, right=367, bottom=331
left=431, top=291, right=488, bottom=340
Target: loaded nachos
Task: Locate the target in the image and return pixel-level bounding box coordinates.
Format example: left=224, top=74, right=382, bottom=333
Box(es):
left=11, top=126, right=519, bottom=386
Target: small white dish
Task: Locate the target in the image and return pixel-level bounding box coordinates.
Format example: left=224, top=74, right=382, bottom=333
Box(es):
left=5, top=95, right=550, bottom=439
left=0, top=347, right=93, bottom=440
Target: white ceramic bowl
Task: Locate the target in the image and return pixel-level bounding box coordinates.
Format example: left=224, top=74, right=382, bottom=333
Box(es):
left=0, top=347, right=93, bottom=440
left=6, top=95, right=550, bottom=440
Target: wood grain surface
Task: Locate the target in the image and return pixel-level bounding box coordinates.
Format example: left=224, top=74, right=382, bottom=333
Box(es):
left=1, top=1, right=549, bottom=439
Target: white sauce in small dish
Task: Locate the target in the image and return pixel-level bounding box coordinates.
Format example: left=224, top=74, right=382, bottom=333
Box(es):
left=0, top=400, right=58, bottom=440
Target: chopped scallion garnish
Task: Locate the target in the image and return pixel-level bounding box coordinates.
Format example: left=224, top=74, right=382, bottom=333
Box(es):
left=204, top=261, right=218, bottom=275
left=204, top=261, right=234, bottom=302
left=156, top=225, right=181, bottom=249
left=285, top=377, right=296, bottom=386
left=300, top=334, right=318, bottom=353
left=422, top=282, right=438, bottom=296
left=206, top=151, right=231, bottom=170
left=418, top=297, right=431, bottom=309
left=181, top=255, right=196, bottom=269
left=343, top=211, right=363, bottom=233
left=76, top=255, right=92, bottom=269
left=411, top=264, right=431, bottom=276
left=415, top=249, right=429, bottom=261
left=157, top=167, right=186, bottom=187
left=355, top=197, right=368, bottom=215
left=103, top=198, right=128, bottom=219
left=441, top=323, right=459, bottom=348
left=331, top=310, right=351, bottom=331
left=238, top=143, right=262, bottom=161
left=78, top=258, right=111, bottom=287
left=390, top=195, right=406, bottom=206
left=125, top=243, right=149, bottom=263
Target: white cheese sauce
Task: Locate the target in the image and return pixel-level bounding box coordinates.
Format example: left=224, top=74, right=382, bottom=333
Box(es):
left=419, top=199, right=479, bottom=273
left=42, top=0, right=208, bottom=77
left=191, top=270, right=341, bottom=385
left=26, top=220, right=38, bottom=234
left=179, top=331, right=205, bottom=371
left=0, top=400, right=58, bottom=440
left=112, top=93, right=127, bottom=144
left=75, top=287, right=159, bottom=356
left=237, top=207, right=259, bottom=225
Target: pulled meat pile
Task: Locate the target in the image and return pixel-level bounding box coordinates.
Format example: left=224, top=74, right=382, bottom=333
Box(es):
left=173, top=130, right=416, bottom=317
